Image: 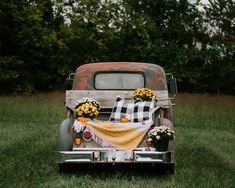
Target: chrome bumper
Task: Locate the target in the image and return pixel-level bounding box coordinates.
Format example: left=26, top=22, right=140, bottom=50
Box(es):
left=56, top=148, right=174, bottom=164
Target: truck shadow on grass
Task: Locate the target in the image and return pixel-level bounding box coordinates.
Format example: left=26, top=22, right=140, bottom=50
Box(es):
left=58, top=163, right=174, bottom=176
left=58, top=144, right=235, bottom=182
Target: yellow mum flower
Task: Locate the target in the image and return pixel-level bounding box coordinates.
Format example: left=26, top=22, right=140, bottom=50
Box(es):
left=81, top=106, right=85, bottom=111
left=74, top=97, right=101, bottom=118
left=78, top=111, right=83, bottom=116
left=133, top=88, right=157, bottom=101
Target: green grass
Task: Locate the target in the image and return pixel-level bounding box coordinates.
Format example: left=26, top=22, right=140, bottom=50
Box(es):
left=0, top=93, right=235, bottom=188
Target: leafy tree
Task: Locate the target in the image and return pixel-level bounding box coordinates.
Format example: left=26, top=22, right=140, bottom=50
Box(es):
left=124, top=0, right=207, bottom=91
left=0, top=0, right=66, bottom=93
left=0, top=0, right=234, bottom=94
left=202, top=0, right=235, bottom=93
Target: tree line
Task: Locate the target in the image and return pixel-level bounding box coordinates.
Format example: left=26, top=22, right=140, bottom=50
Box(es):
left=0, top=0, right=234, bottom=94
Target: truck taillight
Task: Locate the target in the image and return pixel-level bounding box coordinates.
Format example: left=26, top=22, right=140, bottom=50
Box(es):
left=74, top=138, right=81, bottom=145
left=83, top=131, right=92, bottom=141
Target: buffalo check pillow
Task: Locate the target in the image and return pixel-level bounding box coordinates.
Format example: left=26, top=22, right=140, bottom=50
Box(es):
left=109, top=96, right=134, bottom=121
left=109, top=96, right=155, bottom=123
left=131, top=101, right=155, bottom=123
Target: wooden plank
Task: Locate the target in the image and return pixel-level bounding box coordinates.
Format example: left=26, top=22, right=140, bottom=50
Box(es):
left=66, top=90, right=169, bottom=110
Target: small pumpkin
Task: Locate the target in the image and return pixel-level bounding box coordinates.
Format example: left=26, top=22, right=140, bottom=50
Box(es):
left=120, top=117, right=129, bottom=123
left=74, top=138, right=81, bottom=145
left=146, top=140, right=152, bottom=146
left=78, top=117, right=87, bottom=123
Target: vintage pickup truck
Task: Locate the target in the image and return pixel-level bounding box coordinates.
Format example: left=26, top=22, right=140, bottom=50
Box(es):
left=56, top=62, right=177, bottom=173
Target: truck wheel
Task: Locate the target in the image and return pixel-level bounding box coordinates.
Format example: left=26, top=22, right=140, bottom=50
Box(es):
left=156, top=163, right=174, bottom=175
left=58, top=163, right=73, bottom=173
left=57, top=119, right=73, bottom=151
left=159, top=118, right=173, bottom=129
left=159, top=118, right=175, bottom=151
left=164, top=163, right=175, bottom=174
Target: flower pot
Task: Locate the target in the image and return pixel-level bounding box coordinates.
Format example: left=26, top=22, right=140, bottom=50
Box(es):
left=154, top=140, right=169, bottom=151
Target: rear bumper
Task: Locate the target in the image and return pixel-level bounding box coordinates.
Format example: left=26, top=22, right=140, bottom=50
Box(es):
left=56, top=148, right=174, bottom=164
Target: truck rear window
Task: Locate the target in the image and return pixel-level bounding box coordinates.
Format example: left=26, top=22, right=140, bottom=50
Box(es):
left=95, top=73, right=144, bottom=90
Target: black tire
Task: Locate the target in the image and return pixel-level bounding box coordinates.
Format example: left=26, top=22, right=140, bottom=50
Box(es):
left=156, top=163, right=175, bottom=175
left=58, top=163, right=67, bottom=172
left=165, top=163, right=175, bottom=174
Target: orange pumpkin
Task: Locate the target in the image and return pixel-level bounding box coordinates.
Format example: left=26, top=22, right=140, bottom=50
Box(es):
left=78, top=117, right=87, bottom=123
left=146, top=140, right=152, bottom=146
left=74, top=138, right=81, bottom=145
left=120, top=117, right=129, bottom=123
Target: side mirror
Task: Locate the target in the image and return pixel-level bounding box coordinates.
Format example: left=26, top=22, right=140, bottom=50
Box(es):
left=169, top=78, right=178, bottom=94
left=65, top=73, right=75, bottom=90
left=166, top=73, right=178, bottom=95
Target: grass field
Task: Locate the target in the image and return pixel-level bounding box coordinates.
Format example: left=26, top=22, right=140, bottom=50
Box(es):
left=0, top=92, right=235, bottom=188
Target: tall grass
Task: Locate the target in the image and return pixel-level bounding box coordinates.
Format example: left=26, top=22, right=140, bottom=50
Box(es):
left=0, top=93, right=234, bottom=188
left=174, top=93, right=235, bottom=188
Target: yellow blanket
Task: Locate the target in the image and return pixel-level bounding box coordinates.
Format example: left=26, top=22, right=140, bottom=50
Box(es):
left=86, top=120, right=152, bottom=151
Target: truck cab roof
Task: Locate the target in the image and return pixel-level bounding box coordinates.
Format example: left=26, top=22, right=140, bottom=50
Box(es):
left=72, top=62, right=167, bottom=90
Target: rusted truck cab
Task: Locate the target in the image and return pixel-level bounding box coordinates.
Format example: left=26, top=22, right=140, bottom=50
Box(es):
left=57, top=62, right=177, bottom=172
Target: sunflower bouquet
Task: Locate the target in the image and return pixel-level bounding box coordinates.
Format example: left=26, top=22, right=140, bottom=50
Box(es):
left=133, top=88, right=157, bottom=102
left=74, top=97, right=101, bottom=119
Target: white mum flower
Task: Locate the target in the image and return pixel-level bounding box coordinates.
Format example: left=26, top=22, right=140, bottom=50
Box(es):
left=147, top=138, right=152, bottom=142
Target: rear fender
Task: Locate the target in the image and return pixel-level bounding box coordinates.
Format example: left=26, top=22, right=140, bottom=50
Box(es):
left=57, top=119, right=73, bottom=151
left=159, top=118, right=175, bottom=151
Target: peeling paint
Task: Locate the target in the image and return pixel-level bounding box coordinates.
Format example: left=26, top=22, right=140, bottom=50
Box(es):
left=72, top=62, right=167, bottom=90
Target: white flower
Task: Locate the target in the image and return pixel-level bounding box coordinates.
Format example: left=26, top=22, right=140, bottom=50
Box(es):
left=147, top=125, right=174, bottom=142
left=147, top=138, right=152, bottom=142
left=72, top=120, right=85, bottom=133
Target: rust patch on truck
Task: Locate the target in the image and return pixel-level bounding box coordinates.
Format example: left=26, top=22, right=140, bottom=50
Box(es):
left=72, top=62, right=167, bottom=90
